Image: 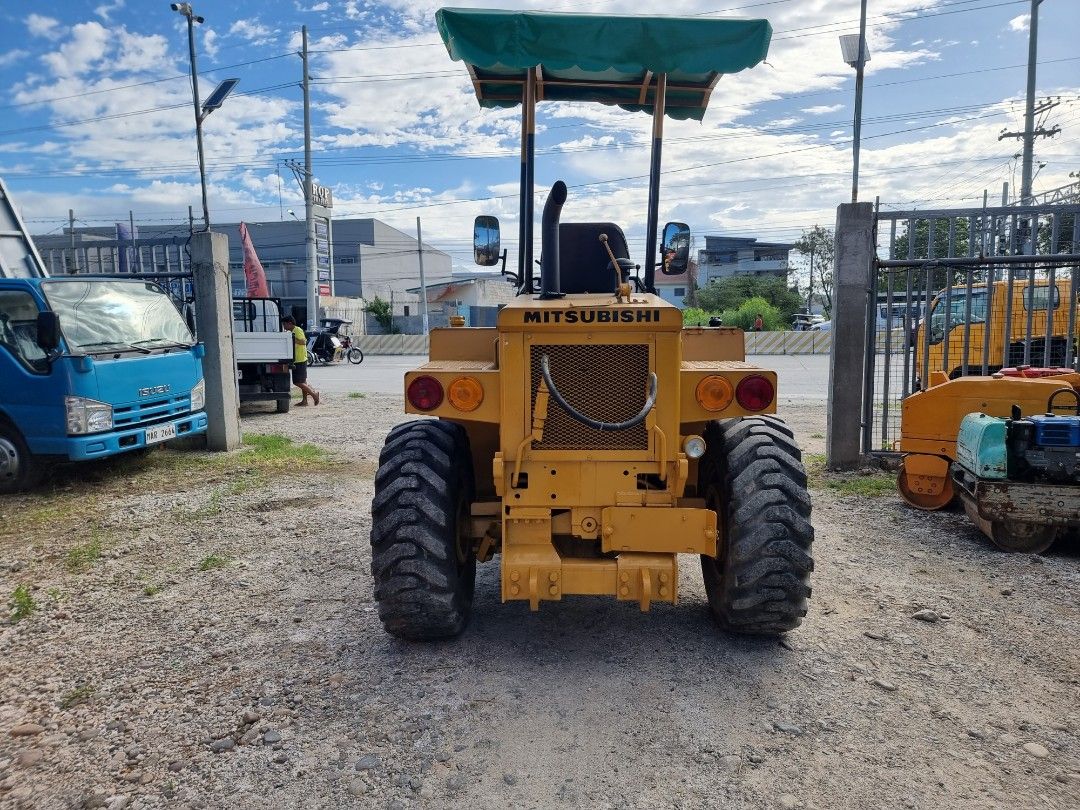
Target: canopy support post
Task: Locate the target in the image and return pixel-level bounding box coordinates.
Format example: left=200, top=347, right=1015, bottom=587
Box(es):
left=516, top=68, right=537, bottom=295
left=643, top=73, right=666, bottom=295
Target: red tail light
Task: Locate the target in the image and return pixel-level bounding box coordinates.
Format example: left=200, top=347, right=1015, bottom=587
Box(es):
left=407, top=375, right=444, bottom=411
left=735, top=374, right=774, bottom=411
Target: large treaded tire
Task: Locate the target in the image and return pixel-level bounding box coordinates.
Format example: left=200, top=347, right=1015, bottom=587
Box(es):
left=699, top=416, right=814, bottom=635
left=370, top=419, right=476, bottom=640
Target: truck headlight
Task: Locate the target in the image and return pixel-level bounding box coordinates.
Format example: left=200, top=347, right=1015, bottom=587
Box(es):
left=65, top=397, right=113, bottom=435
left=190, top=378, right=206, bottom=411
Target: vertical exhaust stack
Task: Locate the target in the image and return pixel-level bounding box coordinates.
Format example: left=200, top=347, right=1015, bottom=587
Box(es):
left=539, top=181, right=567, bottom=300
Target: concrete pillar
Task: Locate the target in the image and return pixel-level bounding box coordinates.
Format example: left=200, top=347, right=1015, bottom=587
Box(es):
left=826, top=203, right=874, bottom=470
left=191, top=231, right=242, bottom=451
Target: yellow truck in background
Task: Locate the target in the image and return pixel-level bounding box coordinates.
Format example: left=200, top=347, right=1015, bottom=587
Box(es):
left=914, top=277, right=1078, bottom=384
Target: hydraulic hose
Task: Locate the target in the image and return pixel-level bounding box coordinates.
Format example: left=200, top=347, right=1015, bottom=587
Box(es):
left=539, top=354, right=657, bottom=432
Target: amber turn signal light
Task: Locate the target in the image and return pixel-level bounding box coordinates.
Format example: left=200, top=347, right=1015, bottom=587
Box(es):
left=448, top=376, right=484, bottom=412
left=695, top=375, right=734, bottom=411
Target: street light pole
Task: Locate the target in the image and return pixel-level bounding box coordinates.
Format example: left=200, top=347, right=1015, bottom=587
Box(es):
left=172, top=3, right=210, bottom=231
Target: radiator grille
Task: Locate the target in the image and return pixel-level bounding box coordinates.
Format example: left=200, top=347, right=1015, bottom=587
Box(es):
left=529, top=343, right=650, bottom=450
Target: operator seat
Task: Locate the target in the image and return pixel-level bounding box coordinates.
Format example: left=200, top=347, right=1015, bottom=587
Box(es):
left=558, top=222, right=631, bottom=295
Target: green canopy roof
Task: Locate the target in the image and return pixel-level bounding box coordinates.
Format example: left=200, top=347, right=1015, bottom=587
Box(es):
left=435, top=8, right=772, bottom=121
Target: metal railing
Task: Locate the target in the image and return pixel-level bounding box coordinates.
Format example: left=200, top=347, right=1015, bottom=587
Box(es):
left=864, top=202, right=1080, bottom=453
left=43, top=236, right=196, bottom=309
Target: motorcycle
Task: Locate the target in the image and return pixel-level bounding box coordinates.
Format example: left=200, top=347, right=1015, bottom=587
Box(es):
left=307, top=331, right=363, bottom=366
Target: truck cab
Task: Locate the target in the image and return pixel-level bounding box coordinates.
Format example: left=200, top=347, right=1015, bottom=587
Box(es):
left=0, top=277, right=208, bottom=492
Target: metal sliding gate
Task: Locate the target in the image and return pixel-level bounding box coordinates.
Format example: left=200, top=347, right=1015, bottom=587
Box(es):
left=864, top=202, right=1080, bottom=454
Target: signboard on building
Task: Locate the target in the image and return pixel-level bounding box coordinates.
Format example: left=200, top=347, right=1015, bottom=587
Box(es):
left=312, top=184, right=333, bottom=209
left=319, top=283, right=331, bottom=296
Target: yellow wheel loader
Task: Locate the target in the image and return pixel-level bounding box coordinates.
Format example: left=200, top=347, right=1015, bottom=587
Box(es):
left=370, top=8, right=813, bottom=640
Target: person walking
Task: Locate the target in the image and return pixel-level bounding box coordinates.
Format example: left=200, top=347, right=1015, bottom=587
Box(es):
left=282, top=315, right=320, bottom=406
left=753, top=313, right=764, bottom=332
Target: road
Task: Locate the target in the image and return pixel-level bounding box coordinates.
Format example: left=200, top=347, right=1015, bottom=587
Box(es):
left=308, top=353, right=831, bottom=399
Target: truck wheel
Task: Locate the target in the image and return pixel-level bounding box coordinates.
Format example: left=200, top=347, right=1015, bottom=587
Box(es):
left=276, top=397, right=291, bottom=414
left=370, top=420, right=476, bottom=640
left=0, top=422, right=46, bottom=494
left=988, top=519, right=1056, bottom=554
left=699, top=417, right=814, bottom=635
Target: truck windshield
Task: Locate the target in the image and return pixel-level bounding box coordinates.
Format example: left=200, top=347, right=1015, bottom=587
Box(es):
left=42, top=280, right=194, bottom=353
left=928, top=289, right=987, bottom=344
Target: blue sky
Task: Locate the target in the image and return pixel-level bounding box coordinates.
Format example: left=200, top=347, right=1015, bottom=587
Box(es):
left=0, top=0, right=1077, bottom=272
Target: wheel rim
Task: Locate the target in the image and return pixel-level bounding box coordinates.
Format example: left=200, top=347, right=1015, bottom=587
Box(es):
left=0, top=435, right=21, bottom=483
left=897, top=467, right=954, bottom=510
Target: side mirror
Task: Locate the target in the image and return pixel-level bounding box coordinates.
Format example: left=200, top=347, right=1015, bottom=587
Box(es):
left=36, top=311, right=60, bottom=352
left=184, top=303, right=197, bottom=337
left=660, top=222, right=690, bottom=275
left=474, top=215, right=501, bottom=267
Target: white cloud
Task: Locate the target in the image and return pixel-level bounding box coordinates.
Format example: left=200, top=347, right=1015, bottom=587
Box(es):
left=229, top=20, right=274, bottom=41
left=296, top=1, right=330, bottom=10
left=202, top=28, right=220, bottom=59
left=1008, top=15, right=1029, bottom=33
left=0, top=50, right=29, bottom=68
left=802, top=104, right=844, bottom=115
left=42, top=22, right=111, bottom=77
left=27, top=14, right=61, bottom=40
left=94, top=0, right=125, bottom=21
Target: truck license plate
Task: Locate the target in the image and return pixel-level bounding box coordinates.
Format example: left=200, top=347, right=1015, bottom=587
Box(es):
left=145, top=424, right=177, bottom=445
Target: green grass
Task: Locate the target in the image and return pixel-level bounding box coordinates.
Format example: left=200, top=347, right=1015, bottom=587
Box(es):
left=803, top=453, right=896, bottom=498
left=142, top=584, right=162, bottom=597
left=348, top=391, right=367, bottom=400
left=810, top=432, right=824, bottom=439
left=198, top=554, right=230, bottom=572
left=226, top=470, right=266, bottom=496
left=240, top=433, right=326, bottom=465
left=65, top=533, right=104, bottom=573
left=10, top=584, right=36, bottom=622
left=59, top=684, right=94, bottom=709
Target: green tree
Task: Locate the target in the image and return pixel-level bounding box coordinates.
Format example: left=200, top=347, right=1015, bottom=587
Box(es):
left=363, top=295, right=395, bottom=333
left=692, top=274, right=802, bottom=322
left=891, top=217, right=970, bottom=260
left=792, top=225, right=835, bottom=317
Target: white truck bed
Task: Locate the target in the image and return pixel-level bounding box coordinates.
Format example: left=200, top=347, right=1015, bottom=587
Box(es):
left=233, top=330, right=292, bottom=364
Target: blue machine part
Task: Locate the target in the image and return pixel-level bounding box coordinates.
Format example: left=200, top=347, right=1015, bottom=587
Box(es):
left=1028, top=414, right=1080, bottom=447
left=956, top=412, right=1008, bottom=480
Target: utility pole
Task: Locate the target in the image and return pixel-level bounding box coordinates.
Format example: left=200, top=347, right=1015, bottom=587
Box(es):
left=416, top=217, right=429, bottom=335
left=851, top=0, right=868, bottom=203
left=188, top=205, right=195, bottom=236
left=998, top=0, right=1059, bottom=203
left=807, top=233, right=815, bottom=315
left=301, top=25, right=318, bottom=331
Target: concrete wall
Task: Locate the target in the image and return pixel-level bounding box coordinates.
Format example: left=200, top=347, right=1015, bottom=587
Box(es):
left=351, top=331, right=833, bottom=355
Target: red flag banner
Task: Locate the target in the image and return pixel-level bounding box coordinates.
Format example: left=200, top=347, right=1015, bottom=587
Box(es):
left=238, top=221, right=270, bottom=298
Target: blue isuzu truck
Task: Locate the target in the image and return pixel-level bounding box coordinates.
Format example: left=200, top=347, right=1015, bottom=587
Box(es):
left=0, top=179, right=207, bottom=492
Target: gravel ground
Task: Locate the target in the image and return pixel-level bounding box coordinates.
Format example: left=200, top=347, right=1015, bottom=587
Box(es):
left=1, top=389, right=1078, bottom=810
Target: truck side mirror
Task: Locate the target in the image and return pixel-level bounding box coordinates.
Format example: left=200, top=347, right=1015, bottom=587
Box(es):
left=36, top=311, right=60, bottom=352
left=184, top=303, right=197, bottom=337
left=474, top=215, right=501, bottom=266
left=660, top=222, right=690, bottom=275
